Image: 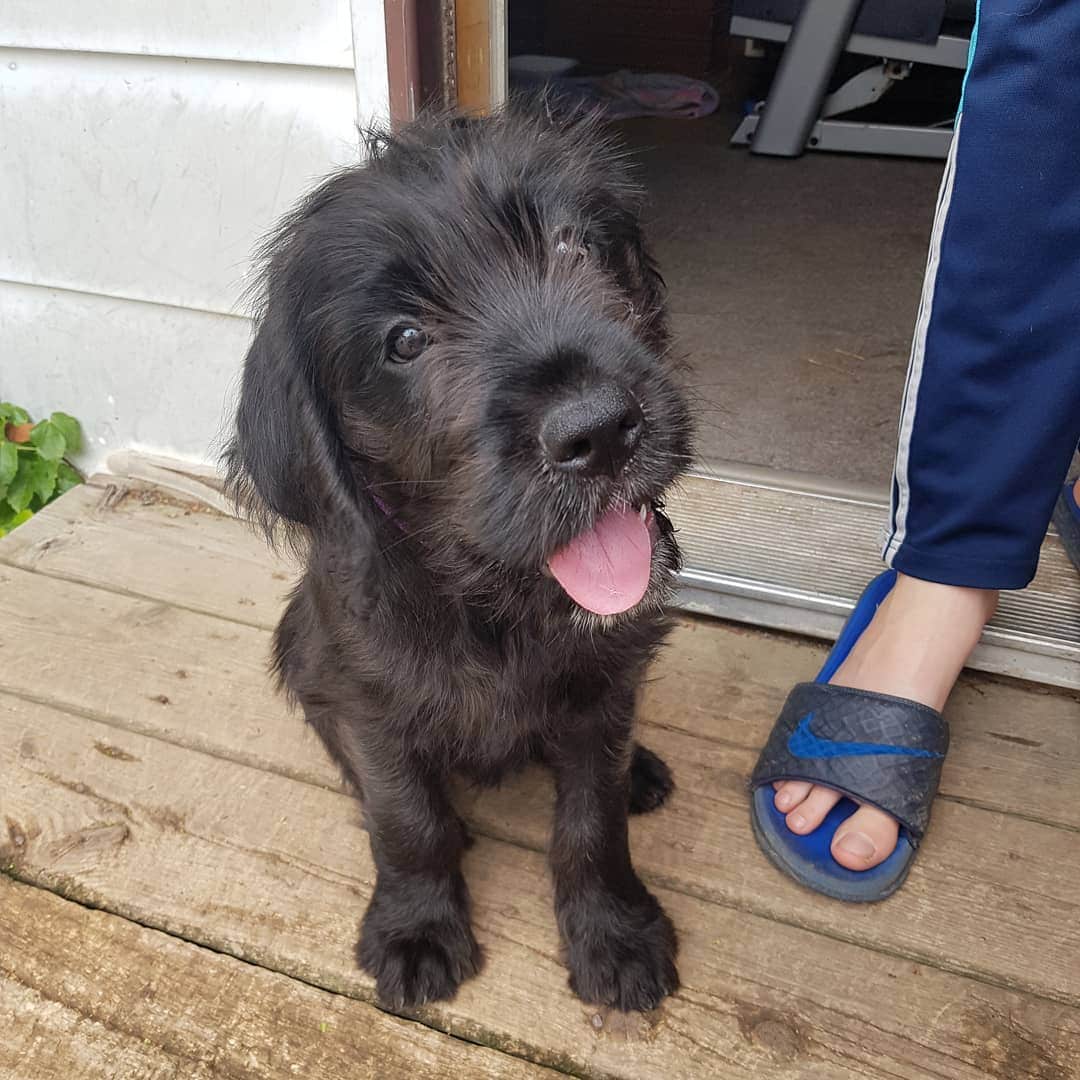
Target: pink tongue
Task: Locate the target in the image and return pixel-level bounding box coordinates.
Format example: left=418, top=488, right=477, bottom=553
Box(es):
left=547, top=506, right=652, bottom=615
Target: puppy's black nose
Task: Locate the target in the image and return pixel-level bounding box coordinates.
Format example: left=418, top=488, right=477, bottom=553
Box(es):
left=540, top=385, right=644, bottom=477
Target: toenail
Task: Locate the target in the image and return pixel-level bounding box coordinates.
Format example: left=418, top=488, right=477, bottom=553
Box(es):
left=789, top=814, right=807, bottom=832
left=836, top=832, right=876, bottom=860
left=776, top=791, right=793, bottom=810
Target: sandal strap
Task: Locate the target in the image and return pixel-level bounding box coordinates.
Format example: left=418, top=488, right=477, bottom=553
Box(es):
left=751, top=682, right=949, bottom=841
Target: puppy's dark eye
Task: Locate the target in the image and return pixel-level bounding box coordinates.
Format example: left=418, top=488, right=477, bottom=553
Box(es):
left=389, top=326, right=427, bottom=363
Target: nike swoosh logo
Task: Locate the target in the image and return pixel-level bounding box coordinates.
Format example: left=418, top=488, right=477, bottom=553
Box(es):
left=787, top=712, right=943, bottom=760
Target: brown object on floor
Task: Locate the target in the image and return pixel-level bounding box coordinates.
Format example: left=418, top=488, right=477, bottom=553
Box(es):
left=2, top=477, right=1080, bottom=1078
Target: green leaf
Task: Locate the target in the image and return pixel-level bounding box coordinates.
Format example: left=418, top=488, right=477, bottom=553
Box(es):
left=29, top=456, right=59, bottom=503
left=0, top=507, right=33, bottom=538
left=49, top=412, right=82, bottom=454
left=0, top=441, right=16, bottom=491
left=0, top=403, right=31, bottom=425
left=7, top=455, right=58, bottom=511
left=29, top=419, right=66, bottom=461
left=5, top=461, right=35, bottom=512
left=56, top=461, right=83, bottom=496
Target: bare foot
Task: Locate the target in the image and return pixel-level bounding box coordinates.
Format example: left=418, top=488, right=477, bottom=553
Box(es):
left=773, top=574, right=997, bottom=870
left=1073, top=476, right=1080, bottom=505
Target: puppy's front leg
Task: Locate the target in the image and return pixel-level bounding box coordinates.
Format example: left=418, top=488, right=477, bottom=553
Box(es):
left=549, top=688, right=679, bottom=1011
left=353, top=750, right=482, bottom=1008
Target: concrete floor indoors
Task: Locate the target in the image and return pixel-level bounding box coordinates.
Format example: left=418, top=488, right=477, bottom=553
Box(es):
left=616, top=111, right=943, bottom=488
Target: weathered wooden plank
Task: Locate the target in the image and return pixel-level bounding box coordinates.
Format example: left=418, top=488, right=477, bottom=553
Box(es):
left=5, top=481, right=1078, bottom=836
left=5, top=978, right=194, bottom=1080
left=0, top=877, right=554, bottom=1080
left=0, top=560, right=301, bottom=774
left=0, top=479, right=292, bottom=629
left=1, top=559, right=1079, bottom=1007
left=4, top=697, right=1079, bottom=1080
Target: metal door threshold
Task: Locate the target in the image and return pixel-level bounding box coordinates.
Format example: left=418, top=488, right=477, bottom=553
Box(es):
left=669, top=465, right=1080, bottom=691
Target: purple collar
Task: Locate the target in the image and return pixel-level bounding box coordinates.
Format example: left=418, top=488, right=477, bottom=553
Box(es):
left=370, top=490, right=408, bottom=533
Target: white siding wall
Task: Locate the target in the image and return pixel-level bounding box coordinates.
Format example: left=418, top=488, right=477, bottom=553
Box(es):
left=1, top=2, right=389, bottom=475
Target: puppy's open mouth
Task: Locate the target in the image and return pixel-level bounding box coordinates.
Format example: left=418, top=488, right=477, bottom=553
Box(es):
left=546, top=504, right=659, bottom=616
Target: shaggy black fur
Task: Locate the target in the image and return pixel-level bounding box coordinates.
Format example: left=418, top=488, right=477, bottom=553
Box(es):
left=225, top=106, right=694, bottom=1012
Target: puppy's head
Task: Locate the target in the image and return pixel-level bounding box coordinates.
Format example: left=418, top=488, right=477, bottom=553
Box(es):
left=227, top=108, right=693, bottom=617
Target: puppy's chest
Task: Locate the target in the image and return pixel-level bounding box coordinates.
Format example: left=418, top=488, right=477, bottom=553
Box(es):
left=424, top=623, right=617, bottom=748
left=442, top=646, right=570, bottom=727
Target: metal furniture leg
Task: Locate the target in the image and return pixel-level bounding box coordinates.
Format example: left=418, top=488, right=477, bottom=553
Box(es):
left=750, top=0, right=864, bottom=157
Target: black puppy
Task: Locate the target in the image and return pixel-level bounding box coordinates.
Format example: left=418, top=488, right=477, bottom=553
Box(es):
left=226, top=108, right=694, bottom=1012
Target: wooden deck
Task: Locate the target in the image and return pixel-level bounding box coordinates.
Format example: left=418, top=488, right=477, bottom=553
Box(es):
left=2, top=475, right=1079, bottom=1079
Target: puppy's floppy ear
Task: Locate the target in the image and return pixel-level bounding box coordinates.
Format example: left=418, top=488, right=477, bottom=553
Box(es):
left=225, top=294, right=368, bottom=548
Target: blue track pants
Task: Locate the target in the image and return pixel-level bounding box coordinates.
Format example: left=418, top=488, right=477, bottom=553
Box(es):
left=883, top=0, right=1080, bottom=589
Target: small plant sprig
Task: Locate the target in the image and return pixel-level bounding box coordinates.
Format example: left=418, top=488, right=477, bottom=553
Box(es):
left=0, top=403, right=83, bottom=538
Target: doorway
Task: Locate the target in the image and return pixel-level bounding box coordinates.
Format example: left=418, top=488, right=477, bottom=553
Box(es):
left=417, top=0, right=1080, bottom=688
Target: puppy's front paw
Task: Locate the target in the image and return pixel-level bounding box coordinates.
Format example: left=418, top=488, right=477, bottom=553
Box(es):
left=358, top=888, right=482, bottom=1008
left=629, top=744, right=674, bottom=815
left=561, top=890, right=679, bottom=1011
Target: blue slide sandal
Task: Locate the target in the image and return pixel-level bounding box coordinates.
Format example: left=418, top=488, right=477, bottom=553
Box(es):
left=1052, top=478, right=1080, bottom=573
left=749, top=570, right=949, bottom=902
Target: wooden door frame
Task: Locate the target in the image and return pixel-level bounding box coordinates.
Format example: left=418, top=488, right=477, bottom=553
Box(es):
left=383, top=0, right=423, bottom=125
left=454, top=0, right=508, bottom=113
left=384, top=0, right=506, bottom=123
